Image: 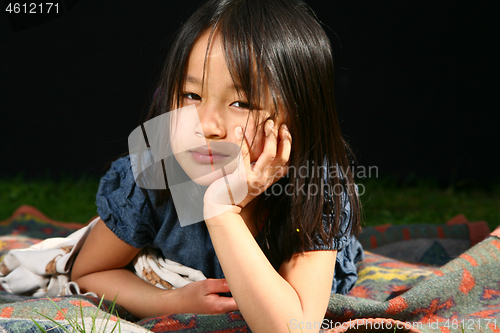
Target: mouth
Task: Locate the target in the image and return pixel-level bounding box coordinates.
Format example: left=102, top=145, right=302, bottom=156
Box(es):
left=188, top=146, right=230, bottom=164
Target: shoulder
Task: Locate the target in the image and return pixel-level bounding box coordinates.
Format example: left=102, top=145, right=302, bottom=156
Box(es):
left=98, top=156, right=134, bottom=193
left=96, top=156, right=148, bottom=214
left=95, top=156, right=160, bottom=248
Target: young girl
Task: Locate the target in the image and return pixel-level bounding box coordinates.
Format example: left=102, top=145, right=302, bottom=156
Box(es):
left=71, top=0, right=364, bottom=332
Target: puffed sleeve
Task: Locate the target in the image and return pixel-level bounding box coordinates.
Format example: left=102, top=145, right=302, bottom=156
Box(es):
left=95, top=156, right=157, bottom=249
left=313, top=183, right=365, bottom=294
left=325, top=187, right=353, bottom=251
left=305, top=182, right=354, bottom=252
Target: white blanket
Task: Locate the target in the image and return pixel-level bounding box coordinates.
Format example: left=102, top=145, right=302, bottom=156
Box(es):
left=0, top=218, right=206, bottom=297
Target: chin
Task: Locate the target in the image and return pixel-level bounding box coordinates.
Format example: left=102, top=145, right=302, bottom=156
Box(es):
left=189, top=169, right=225, bottom=187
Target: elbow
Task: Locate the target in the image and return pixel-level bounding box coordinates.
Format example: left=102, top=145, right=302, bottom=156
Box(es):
left=70, top=251, right=86, bottom=282
left=70, top=266, right=81, bottom=283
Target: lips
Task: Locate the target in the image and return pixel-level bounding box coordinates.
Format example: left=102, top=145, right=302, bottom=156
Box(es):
left=189, top=146, right=229, bottom=164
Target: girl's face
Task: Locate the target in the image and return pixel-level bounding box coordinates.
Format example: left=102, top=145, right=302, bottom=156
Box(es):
left=170, top=31, right=275, bottom=186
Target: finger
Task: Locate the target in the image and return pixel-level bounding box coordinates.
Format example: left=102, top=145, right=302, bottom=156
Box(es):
left=252, top=119, right=278, bottom=173
left=205, top=278, right=231, bottom=294
left=213, top=296, right=239, bottom=313
left=235, top=126, right=251, bottom=170
left=265, top=124, right=291, bottom=180
left=271, top=123, right=292, bottom=170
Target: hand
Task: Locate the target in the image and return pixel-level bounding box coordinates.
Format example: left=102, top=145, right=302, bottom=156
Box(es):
left=171, top=279, right=238, bottom=314
left=204, top=120, right=292, bottom=217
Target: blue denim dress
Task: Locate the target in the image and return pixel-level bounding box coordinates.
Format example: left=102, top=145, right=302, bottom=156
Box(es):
left=96, top=156, right=364, bottom=294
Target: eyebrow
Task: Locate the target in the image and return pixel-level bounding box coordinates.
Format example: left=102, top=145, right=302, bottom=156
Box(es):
left=185, top=75, right=201, bottom=85
left=185, top=74, right=243, bottom=92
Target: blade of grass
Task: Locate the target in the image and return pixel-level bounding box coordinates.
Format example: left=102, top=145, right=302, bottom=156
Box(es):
left=79, top=300, right=86, bottom=333
left=32, top=310, right=72, bottom=333
left=91, top=295, right=107, bottom=332
left=109, top=314, right=121, bottom=333
left=31, top=318, right=49, bottom=333
left=100, top=294, right=120, bottom=333
left=47, top=297, right=84, bottom=333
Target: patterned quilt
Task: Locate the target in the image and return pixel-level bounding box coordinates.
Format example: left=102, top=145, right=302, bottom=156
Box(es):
left=0, top=205, right=498, bottom=333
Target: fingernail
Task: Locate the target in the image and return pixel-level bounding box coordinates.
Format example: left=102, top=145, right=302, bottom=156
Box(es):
left=266, top=120, right=274, bottom=136
left=235, top=126, right=243, bottom=137
left=282, top=124, right=289, bottom=132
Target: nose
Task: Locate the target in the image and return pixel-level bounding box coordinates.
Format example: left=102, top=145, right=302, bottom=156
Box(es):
left=196, top=102, right=226, bottom=139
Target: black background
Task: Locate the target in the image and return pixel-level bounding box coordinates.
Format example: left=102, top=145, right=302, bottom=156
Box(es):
left=1, top=0, right=497, bottom=185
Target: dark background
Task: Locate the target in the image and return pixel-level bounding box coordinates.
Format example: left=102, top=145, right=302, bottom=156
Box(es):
left=1, top=0, right=497, bottom=185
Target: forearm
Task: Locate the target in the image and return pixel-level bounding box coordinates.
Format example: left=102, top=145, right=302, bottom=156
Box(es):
left=206, top=213, right=322, bottom=333
left=74, top=268, right=177, bottom=319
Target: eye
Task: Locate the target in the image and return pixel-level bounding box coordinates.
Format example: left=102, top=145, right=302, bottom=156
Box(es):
left=230, top=101, right=251, bottom=109
left=182, top=93, right=201, bottom=102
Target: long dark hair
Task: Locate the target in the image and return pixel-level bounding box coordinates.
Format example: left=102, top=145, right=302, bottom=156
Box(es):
left=143, top=0, right=361, bottom=268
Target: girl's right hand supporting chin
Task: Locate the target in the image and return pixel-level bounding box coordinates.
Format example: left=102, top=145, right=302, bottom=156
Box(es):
left=172, top=278, right=238, bottom=314
left=204, top=120, right=291, bottom=218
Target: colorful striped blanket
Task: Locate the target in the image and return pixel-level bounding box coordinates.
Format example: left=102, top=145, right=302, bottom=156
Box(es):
left=0, top=206, right=498, bottom=333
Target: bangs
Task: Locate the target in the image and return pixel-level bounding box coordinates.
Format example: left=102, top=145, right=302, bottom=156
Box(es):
left=209, top=7, right=277, bottom=117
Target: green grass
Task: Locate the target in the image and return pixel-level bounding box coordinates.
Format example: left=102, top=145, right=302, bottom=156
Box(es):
left=358, top=177, right=500, bottom=231
left=0, top=175, right=499, bottom=232
left=0, top=174, right=100, bottom=224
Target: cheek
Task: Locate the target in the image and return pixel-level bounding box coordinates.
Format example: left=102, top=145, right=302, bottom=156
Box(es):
left=169, top=126, right=184, bottom=155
